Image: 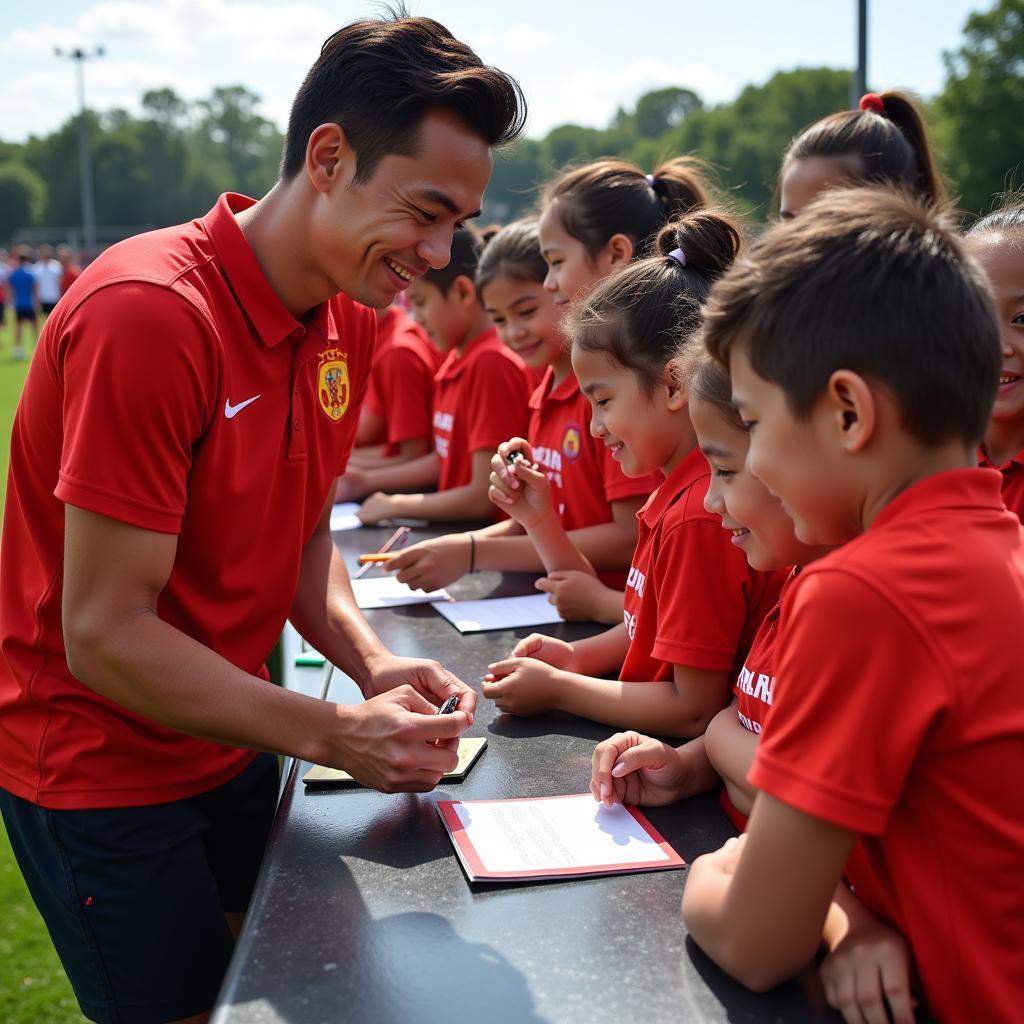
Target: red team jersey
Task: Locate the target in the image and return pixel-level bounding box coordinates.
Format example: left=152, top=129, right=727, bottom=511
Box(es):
left=718, top=569, right=799, bottom=832
left=978, top=443, right=1024, bottom=522
left=528, top=368, right=661, bottom=586
left=0, top=194, right=376, bottom=810
left=750, top=469, right=1024, bottom=1023
left=432, top=328, right=530, bottom=496
left=619, top=447, right=786, bottom=684
left=363, top=306, right=441, bottom=456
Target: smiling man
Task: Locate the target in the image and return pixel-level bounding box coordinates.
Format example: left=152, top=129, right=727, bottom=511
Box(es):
left=0, top=13, right=524, bottom=1024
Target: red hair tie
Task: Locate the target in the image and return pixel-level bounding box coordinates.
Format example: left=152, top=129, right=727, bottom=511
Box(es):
left=859, top=92, right=885, bottom=114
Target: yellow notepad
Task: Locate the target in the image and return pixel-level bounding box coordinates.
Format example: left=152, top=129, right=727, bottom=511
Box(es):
left=302, top=737, right=487, bottom=788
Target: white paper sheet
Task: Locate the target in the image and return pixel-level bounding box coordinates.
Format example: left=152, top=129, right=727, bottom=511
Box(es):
left=451, top=794, right=670, bottom=874
left=329, top=502, right=363, bottom=532
left=431, top=593, right=564, bottom=633
left=351, top=576, right=450, bottom=609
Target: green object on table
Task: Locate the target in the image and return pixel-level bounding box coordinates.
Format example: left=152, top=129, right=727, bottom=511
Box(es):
left=295, top=650, right=326, bottom=667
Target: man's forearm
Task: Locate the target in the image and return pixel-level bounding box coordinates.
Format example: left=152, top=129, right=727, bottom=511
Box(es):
left=67, top=604, right=352, bottom=766
left=288, top=532, right=390, bottom=691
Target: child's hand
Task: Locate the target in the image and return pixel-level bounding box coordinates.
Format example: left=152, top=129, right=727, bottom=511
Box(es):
left=388, top=535, right=471, bottom=591
left=358, top=492, right=401, bottom=525
left=535, top=570, right=609, bottom=621
left=336, top=465, right=370, bottom=502
left=820, top=917, right=916, bottom=1024
left=488, top=439, right=554, bottom=529
left=481, top=657, right=561, bottom=716
left=591, top=731, right=691, bottom=808
left=510, top=633, right=576, bottom=670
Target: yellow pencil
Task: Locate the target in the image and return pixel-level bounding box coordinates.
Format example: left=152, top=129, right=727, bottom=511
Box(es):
left=357, top=552, right=400, bottom=565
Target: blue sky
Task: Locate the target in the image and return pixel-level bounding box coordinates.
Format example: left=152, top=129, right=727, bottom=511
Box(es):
left=1, top=0, right=985, bottom=143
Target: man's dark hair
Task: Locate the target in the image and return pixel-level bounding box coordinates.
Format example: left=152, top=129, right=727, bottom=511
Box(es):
left=423, top=227, right=483, bottom=297
left=703, top=185, right=1001, bottom=447
left=282, top=11, right=526, bottom=182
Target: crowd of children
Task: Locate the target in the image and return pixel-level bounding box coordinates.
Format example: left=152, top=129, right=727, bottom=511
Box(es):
left=334, top=87, right=1024, bottom=1022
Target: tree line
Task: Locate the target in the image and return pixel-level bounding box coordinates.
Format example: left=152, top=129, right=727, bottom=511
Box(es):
left=0, top=0, right=1020, bottom=246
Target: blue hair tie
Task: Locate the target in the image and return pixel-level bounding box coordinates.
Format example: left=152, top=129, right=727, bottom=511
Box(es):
left=667, top=247, right=687, bottom=268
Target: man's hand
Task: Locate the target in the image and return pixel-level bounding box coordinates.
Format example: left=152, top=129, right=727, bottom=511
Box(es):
left=535, top=570, right=610, bottom=622
left=488, top=439, right=555, bottom=530
left=821, top=915, right=917, bottom=1024
left=363, top=653, right=477, bottom=721
left=388, top=534, right=472, bottom=592
left=510, top=632, right=576, bottom=670
left=327, top=685, right=471, bottom=792
left=590, top=731, right=691, bottom=807
left=481, top=657, right=561, bottom=716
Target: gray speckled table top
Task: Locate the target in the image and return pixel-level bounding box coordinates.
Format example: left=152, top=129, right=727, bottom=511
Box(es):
left=212, top=523, right=838, bottom=1024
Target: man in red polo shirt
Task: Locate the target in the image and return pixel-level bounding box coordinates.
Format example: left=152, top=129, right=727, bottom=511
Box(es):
left=0, top=14, right=525, bottom=1024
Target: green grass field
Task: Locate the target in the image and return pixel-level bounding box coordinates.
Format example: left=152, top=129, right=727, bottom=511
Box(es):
left=0, top=315, right=88, bottom=1023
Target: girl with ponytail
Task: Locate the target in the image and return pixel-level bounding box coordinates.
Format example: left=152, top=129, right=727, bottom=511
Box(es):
left=482, top=211, right=787, bottom=738
left=483, top=156, right=712, bottom=623
left=779, top=90, right=947, bottom=218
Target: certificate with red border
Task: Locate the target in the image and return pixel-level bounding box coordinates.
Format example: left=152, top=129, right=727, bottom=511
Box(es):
left=437, top=793, right=685, bottom=884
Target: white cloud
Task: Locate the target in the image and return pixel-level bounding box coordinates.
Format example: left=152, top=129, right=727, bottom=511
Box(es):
left=525, top=58, right=731, bottom=137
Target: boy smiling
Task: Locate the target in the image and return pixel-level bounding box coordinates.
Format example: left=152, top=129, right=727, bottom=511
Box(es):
left=683, top=187, right=1024, bottom=1023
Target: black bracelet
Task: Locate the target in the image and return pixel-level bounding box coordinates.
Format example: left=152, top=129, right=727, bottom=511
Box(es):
left=468, top=532, right=476, bottom=573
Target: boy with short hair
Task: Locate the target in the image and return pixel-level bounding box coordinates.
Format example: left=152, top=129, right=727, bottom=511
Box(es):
left=682, top=186, right=1024, bottom=1024
left=351, top=228, right=530, bottom=523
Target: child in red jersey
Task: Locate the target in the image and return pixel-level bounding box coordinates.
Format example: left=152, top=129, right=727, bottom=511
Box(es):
left=968, top=194, right=1024, bottom=520
left=777, top=90, right=946, bottom=219
left=482, top=212, right=787, bottom=738
left=502, top=157, right=711, bottom=622
left=348, top=304, right=441, bottom=467
left=592, top=352, right=919, bottom=1024
left=349, top=229, right=530, bottom=523
left=680, top=187, right=1024, bottom=1024
left=388, top=220, right=659, bottom=605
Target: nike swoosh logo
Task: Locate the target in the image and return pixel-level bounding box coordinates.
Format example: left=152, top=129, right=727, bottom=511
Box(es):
left=224, top=395, right=261, bottom=419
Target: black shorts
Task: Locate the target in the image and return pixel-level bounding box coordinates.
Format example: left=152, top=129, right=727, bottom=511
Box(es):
left=41, top=300, right=58, bottom=315
left=0, top=753, right=279, bottom=1023
left=15, top=307, right=36, bottom=323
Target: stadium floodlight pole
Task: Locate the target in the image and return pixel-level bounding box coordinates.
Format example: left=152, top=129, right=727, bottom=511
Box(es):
left=851, top=0, right=868, bottom=106
left=54, top=45, right=105, bottom=254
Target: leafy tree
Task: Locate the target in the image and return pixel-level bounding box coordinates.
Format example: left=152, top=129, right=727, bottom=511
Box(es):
left=0, top=162, right=46, bottom=242
left=632, top=86, right=703, bottom=138
left=934, top=0, right=1024, bottom=216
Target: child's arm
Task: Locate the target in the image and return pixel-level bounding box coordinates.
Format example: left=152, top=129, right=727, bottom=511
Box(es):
left=482, top=658, right=730, bottom=738
left=510, top=623, right=630, bottom=676
left=339, top=452, right=439, bottom=502
left=820, top=884, right=916, bottom=1024
left=535, top=572, right=625, bottom=625
left=348, top=437, right=432, bottom=469
left=488, top=444, right=595, bottom=576
left=359, top=450, right=494, bottom=524
left=704, top=703, right=758, bottom=816
left=682, top=794, right=856, bottom=992
left=590, top=731, right=720, bottom=808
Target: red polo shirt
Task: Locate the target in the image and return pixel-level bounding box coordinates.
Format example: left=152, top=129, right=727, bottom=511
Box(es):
left=750, top=468, right=1024, bottom=1023
left=978, top=443, right=1024, bottom=521
left=432, top=328, right=530, bottom=493
left=718, top=568, right=799, bottom=832
left=528, top=367, right=661, bottom=528
left=364, top=307, right=441, bottom=456
left=619, top=446, right=786, bottom=684
left=0, top=193, right=375, bottom=809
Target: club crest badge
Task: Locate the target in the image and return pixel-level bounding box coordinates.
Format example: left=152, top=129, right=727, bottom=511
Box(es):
left=561, top=422, right=582, bottom=463
left=317, top=348, right=349, bottom=422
